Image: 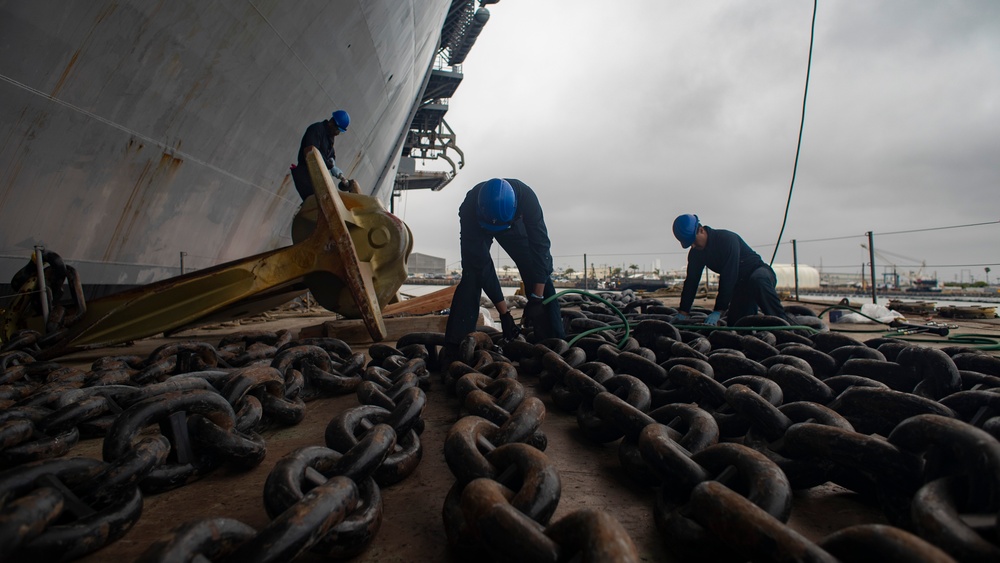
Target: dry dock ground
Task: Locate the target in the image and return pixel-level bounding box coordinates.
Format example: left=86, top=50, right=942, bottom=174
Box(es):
left=48, top=294, right=998, bottom=562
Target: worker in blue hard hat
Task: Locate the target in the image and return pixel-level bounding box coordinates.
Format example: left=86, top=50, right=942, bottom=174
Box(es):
left=445, top=178, right=564, bottom=344
left=291, top=109, right=352, bottom=199
left=672, top=213, right=790, bottom=326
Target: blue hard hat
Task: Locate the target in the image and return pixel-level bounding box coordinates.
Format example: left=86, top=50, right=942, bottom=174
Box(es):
left=477, top=178, right=516, bottom=232
left=331, top=110, right=350, bottom=132
left=672, top=214, right=700, bottom=248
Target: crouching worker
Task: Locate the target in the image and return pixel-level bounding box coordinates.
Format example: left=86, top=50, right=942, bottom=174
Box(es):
left=445, top=178, right=564, bottom=344
left=291, top=109, right=352, bottom=199
left=671, top=213, right=790, bottom=326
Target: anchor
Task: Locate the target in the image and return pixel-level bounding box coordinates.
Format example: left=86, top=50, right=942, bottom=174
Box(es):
left=3, top=147, right=412, bottom=358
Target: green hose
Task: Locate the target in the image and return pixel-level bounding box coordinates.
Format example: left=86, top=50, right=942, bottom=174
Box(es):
left=671, top=324, right=819, bottom=334
left=814, top=304, right=1000, bottom=350
left=546, top=289, right=818, bottom=349
left=566, top=323, right=628, bottom=349
left=542, top=290, right=1000, bottom=352
left=817, top=304, right=886, bottom=324
left=544, top=289, right=631, bottom=348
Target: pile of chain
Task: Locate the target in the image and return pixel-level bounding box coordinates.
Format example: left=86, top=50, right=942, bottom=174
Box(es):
left=4, top=288, right=1000, bottom=562
left=431, top=328, right=641, bottom=562
left=490, top=295, right=1000, bottom=562
left=135, top=340, right=432, bottom=562
left=0, top=329, right=371, bottom=561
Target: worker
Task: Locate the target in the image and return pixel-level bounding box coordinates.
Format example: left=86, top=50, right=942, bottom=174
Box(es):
left=445, top=178, right=565, bottom=344
left=291, top=109, right=351, bottom=199
left=671, top=213, right=790, bottom=326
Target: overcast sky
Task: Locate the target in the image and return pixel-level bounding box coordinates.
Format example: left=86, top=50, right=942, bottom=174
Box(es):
left=395, top=0, right=999, bottom=286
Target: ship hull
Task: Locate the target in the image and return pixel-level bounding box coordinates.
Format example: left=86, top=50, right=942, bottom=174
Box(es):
left=0, top=0, right=450, bottom=296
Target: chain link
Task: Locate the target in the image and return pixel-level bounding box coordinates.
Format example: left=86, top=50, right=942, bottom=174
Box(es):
left=3, top=294, right=1000, bottom=561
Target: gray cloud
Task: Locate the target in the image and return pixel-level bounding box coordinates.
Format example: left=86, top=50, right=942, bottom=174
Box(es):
left=398, top=1, right=999, bottom=285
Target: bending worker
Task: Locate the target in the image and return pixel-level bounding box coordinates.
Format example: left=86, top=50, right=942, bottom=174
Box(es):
left=291, top=109, right=351, bottom=199
left=445, top=178, right=564, bottom=344
left=671, top=213, right=790, bottom=326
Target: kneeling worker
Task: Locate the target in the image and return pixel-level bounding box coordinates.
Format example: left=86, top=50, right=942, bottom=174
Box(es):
left=445, top=178, right=564, bottom=343
left=672, top=213, right=790, bottom=326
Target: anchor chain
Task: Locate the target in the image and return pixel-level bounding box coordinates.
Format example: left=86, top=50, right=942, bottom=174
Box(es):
left=434, top=330, right=641, bottom=562
left=140, top=334, right=431, bottom=561
left=485, top=292, right=999, bottom=562
left=0, top=439, right=166, bottom=562
left=1, top=288, right=999, bottom=561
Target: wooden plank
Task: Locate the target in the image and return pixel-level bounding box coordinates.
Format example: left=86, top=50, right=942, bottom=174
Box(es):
left=383, top=285, right=457, bottom=316
left=298, top=309, right=487, bottom=343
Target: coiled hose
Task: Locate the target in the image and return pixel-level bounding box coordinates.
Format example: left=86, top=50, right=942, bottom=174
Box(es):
left=540, top=291, right=1000, bottom=351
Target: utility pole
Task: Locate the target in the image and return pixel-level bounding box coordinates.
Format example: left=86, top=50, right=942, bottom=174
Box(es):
left=866, top=231, right=877, bottom=304
left=792, top=239, right=799, bottom=301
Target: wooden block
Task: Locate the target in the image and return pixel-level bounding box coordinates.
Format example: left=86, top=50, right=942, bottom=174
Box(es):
left=299, top=310, right=488, bottom=344
left=383, top=285, right=457, bottom=316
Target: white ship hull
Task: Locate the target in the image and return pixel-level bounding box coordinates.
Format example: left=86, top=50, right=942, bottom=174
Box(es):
left=0, top=0, right=475, bottom=296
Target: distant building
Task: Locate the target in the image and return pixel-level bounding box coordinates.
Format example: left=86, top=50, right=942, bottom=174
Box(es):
left=821, top=272, right=865, bottom=287
left=407, top=252, right=446, bottom=276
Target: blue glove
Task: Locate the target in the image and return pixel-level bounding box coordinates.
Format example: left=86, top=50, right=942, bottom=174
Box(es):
left=704, top=311, right=722, bottom=326
left=674, top=312, right=689, bottom=322
left=330, top=165, right=344, bottom=179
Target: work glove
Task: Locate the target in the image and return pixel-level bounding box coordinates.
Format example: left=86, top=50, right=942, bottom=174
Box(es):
left=330, top=165, right=345, bottom=180
left=704, top=311, right=722, bottom=326
left=674, top=312, right=689, bottom=323
left=500, top=311, right=519, bottom=340
left=522, top=294, right=546, bottom=329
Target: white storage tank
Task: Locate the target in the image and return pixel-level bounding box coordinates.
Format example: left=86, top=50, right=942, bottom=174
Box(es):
left=772, top=264, right=820, bottom=289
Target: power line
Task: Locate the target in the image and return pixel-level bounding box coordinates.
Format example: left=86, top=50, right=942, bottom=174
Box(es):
left=875, top=220, right=1000, bottom=237
left=821, top=262, right=1000, bottom=269
left=483, top=219, right=999, bottom=268
left=783, top=220, right=1000, bottom=245
left=783, top=233, right=866, bottom=244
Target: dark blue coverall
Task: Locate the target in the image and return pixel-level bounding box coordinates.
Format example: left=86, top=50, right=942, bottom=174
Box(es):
left=678, top=226, right=789, bottom=324
left=445, top=179, right=565, bottom=344
left=292, top=120, right=336, bottom=200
